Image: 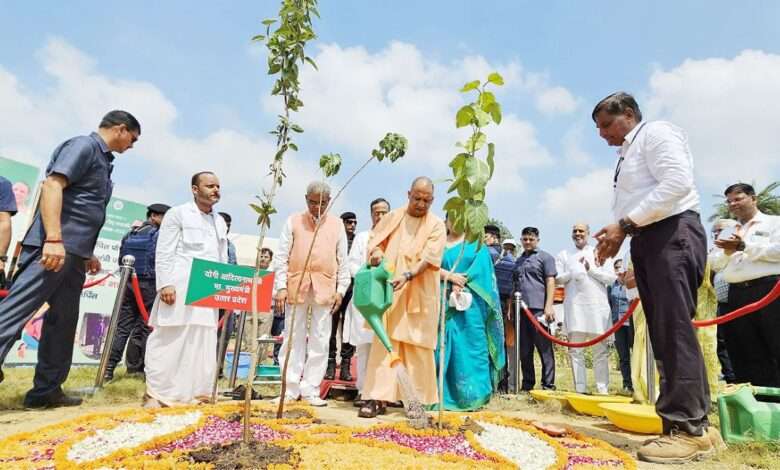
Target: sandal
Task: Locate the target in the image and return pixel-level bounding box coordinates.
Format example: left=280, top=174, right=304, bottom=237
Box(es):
left=358, top=400, right=380, bottom=418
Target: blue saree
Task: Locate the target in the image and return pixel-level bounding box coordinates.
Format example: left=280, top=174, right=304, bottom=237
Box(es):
left=436, top=241, right=506, bottom=411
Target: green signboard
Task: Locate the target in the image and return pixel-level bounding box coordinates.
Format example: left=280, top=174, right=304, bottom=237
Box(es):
left=185, top=258, right=274, bottom=312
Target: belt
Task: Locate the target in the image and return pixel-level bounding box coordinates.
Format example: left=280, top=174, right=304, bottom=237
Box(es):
left=632, top=210, right=699, bottom=237
left=730, top=274, right=780, bottom=289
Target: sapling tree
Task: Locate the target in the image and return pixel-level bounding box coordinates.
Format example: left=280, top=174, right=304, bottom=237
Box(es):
left=240, top=0, right=319, bottom=443
left=437, top=73, right=504, bottom=426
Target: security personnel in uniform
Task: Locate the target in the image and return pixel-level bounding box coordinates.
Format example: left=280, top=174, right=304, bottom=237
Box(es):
left=0, top=110, right=140, bottom=407
left=104, top=203, right=169, bottom=381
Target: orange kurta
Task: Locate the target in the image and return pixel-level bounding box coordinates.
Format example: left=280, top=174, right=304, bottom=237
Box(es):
left=362, top=206, right=446, bottom=404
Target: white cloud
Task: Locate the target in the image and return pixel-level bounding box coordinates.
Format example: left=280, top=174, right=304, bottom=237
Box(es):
left=0, top=37, right=325, bottom=234
left=535, top=86, right=579, bottom=116
left=561, top=126, right=593, bottom=167
left=645, top=49, right=780, bottom=187
left=270, top=41, right=576, bottom=194
left=541, top=168, right=614, bottom=227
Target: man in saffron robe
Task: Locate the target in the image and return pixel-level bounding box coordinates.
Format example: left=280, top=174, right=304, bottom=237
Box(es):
left=359, top=177, right=446, bottom=417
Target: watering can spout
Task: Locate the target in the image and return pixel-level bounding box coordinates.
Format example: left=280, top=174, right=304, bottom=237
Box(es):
left=353, top=260, right=395, bottom=354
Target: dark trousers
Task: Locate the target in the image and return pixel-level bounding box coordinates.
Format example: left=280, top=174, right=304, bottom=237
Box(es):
left=327, top=289, right=354, bottom=364
left=270, top=313, right=285, bottom=365
left=631, top=210, right=710, bottom=436
left=106, top=278, right=154, bottom=373
left=614, top=321, right=634, bottom=390
left=716, top=302, right=737, bottom=383
left=0, top=246, right=86, bottom=399
left=518, top=307, right=555, bottom=390
left=722, top=277, right=780, bottom=387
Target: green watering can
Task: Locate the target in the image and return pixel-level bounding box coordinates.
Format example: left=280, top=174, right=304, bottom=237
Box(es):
left=353, top=260, right=401, bottom=366
left=718, top=384, right=780, bottom=443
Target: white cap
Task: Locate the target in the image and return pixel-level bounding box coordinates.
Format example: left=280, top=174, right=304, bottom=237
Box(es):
left=502, top=238, right=517, bottom=247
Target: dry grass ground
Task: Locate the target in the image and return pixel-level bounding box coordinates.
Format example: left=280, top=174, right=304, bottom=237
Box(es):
left=0, top=346, right=778, bottom=469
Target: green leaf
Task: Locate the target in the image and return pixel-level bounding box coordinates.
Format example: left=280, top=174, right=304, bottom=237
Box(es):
left=460, top=80, right=480, bottom=93
left=455, top=105, right=474, bottom=128
left=479, top=91, right=496, bottom=110
left=288, top=142, right=298, bottom=151
left=464, top=200, right=490, bottom=242
left=304, top=56, right=318, bottom=70
left=463, top=155, right=491, bottom=194
left=473, top=107, right=491, bottom=127
left=443, top=196, right=465, bottom=213
left=319, top=153, right=342, bottom=177
left=487, top=143, right=495, bottom=178
left=449, top=152, right=469, bottom=173
left=251, top=34, right=266, bottom=42
left=261, top=19, right=277, bottom=26
left=249, top=203, right=264, bottom=214
left=486, top=102, right=502, bottom=124
left=290, top=124, right=304, bottom=133
left=487, top=72, right=504, bottom=86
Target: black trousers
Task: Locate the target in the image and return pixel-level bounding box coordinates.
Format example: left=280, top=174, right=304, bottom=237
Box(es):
left=614, top=321, right=634, bottom=390
left=631, top=210, right=710, bottom=435
left=518, top=307, right=555, bottom=390
left=106, top=278, right=154, bottom=373
left=327, top=288, right=354, bottom=364
left=716, top=302, right=736, bottom=383
left=722, top=276, right=780, bottom=387
left=0, top=246, right=86, bottom=399
left=270, top=313, right=285, bottom=364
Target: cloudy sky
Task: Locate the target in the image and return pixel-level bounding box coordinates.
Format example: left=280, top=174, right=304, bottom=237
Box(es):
left=1, top=1, right=779, bottom=254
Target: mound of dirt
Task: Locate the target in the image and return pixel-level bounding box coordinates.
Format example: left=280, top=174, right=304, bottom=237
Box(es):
left=185, top=441, right=297, bottom=469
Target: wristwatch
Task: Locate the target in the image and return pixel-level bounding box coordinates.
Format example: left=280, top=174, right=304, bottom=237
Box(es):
left=403, top=271, right=413, bottom=281
left=618, top=217, right=639, bottom=236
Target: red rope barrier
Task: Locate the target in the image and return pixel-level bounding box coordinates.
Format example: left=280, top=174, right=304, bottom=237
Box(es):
left=130, top=274, right=151, bottom=325
left=0, top=272, right=114, bottom=299
left=0, top=289, right=7, bottom=298
left=520, top=298, right=640, bottom=348
left=692, top=279, right=780, bottom=327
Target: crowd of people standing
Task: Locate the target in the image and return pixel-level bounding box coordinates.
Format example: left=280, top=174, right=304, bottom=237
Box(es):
left=0, top=91, right=778, bottom=465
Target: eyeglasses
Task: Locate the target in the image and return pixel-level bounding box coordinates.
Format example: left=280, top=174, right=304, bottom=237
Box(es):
left=344, top=220, right=357, bottom=225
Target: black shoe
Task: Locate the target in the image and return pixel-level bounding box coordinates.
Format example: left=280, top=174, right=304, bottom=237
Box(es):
left=339, top=362, right=353, bottom=382
left=24, top=390, right=83, bottom=409
left=324, top=361, right=336, bottom=380
left=0, top=368, right=4, bottom=384
left=103, top=370, right=114, bottom=382
left=542, top=385, right=556, bottom=391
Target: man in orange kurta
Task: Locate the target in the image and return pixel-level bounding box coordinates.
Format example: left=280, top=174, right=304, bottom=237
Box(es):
left=361, top=177, right=446, bottom=414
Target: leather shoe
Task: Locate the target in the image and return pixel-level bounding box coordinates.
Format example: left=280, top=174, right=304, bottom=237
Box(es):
left=339, top=363, right=353, bottom=382
left=0, top=368, right=4, bottom=384
left=24, top=390, right=83, bottom=409
left=324, top=361, right=336, bottom=380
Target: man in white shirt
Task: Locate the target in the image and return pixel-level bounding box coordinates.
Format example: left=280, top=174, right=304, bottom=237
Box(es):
left=556, top=223, right=616, bottom=395
left=144, top=171, right=229, bottom=407
left=272, top=181, right=350, bottom=406
left=344, top=197, right=390, bottom=410
left=591, top=92, right=721, bottom=463
left=710, top=183, right=780, bottom=387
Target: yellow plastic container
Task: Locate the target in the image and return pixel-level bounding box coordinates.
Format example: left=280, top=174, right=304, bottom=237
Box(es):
left=565, top=393, right=633, bottom=417
left=530, top=389, right=570, bottom=408
left=600, top=403, right=663, bottom=434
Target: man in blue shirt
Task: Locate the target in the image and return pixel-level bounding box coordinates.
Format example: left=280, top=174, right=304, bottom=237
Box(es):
left=0, top=110, right=140, bottom=408
left=484, top=224, right=502, bottom=263
left=607, top=258, right=633, bottom=393
left=514, top=227, right=557, bottom=391
left=0, top=176, right=17, bottom=281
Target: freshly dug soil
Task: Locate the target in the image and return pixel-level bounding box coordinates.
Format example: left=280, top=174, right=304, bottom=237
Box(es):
left=225, top=408, right=314, bottom=422
left=185, top=441, right=297, bottom=469
left=459, top=417, right=485, bottom=434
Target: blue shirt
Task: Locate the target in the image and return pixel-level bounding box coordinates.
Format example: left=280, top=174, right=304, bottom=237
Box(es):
left=23, top=132, right=114, bottom=258
left=0, top=176, right=17, bottom=216
left=607, top=281, right=630, bottom=325
left=514, top=249, right=557, bottom=310
left=227, top=239, right=238, bottom=265
left=487, top=244, right=501, bottom=264
left=494, top=253, right=516, bottom=297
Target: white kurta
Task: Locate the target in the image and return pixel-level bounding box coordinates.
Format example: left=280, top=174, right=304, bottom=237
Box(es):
left=342, top=231, right=374, bottom=346
left=555, top=245, right=616, bottom=335
left=145, top=201, right=228, bottom=406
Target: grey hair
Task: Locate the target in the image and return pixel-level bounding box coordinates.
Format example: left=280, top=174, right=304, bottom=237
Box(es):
left=306, top=181, right=331, bottom=196
left=592, top=92, right=643, bottom=122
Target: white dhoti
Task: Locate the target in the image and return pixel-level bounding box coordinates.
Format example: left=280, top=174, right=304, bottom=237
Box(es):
left=279, top=294, right=333, bottom=399
left=355, top=343, right=371, bottom=393
left=145, top=324, right=217, bottom=405
left=568, top=331, right=609, bottom=394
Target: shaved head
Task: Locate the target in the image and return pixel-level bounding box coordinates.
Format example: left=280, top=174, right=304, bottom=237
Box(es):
left=410, top=176, right=434, bottom=192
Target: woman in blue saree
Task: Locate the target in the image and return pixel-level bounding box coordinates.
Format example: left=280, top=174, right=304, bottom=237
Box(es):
left=436, top=219, right=506, bottom=411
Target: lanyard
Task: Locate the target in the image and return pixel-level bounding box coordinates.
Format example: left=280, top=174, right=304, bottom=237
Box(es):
left=613, top=122, right=647, bottom=189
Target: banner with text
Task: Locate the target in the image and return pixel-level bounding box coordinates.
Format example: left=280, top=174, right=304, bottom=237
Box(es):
left=185, top=258, right=273, bottom=312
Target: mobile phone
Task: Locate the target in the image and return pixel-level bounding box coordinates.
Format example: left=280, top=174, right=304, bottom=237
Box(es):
left=717, top=226, right=737, bottom=241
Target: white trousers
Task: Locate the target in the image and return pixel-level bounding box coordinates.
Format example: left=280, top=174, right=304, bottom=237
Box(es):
left=568, top=331, right=609, bottom=394
left=279, top=298, right=332, bottom=399
left=145, top=324, right=217, bottom=406
left=355, top=343, right=371, bottom=394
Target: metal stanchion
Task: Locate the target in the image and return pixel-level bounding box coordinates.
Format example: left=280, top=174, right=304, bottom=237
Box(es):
left=94, top=255, right=135, bottom=389
left=646, top=335, right=656, bottom=404
left=228, top=311, right=247, bottom=389
left=513, top=291, right=522, bottom=394
left=211, top=310, right=232, bottom=403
